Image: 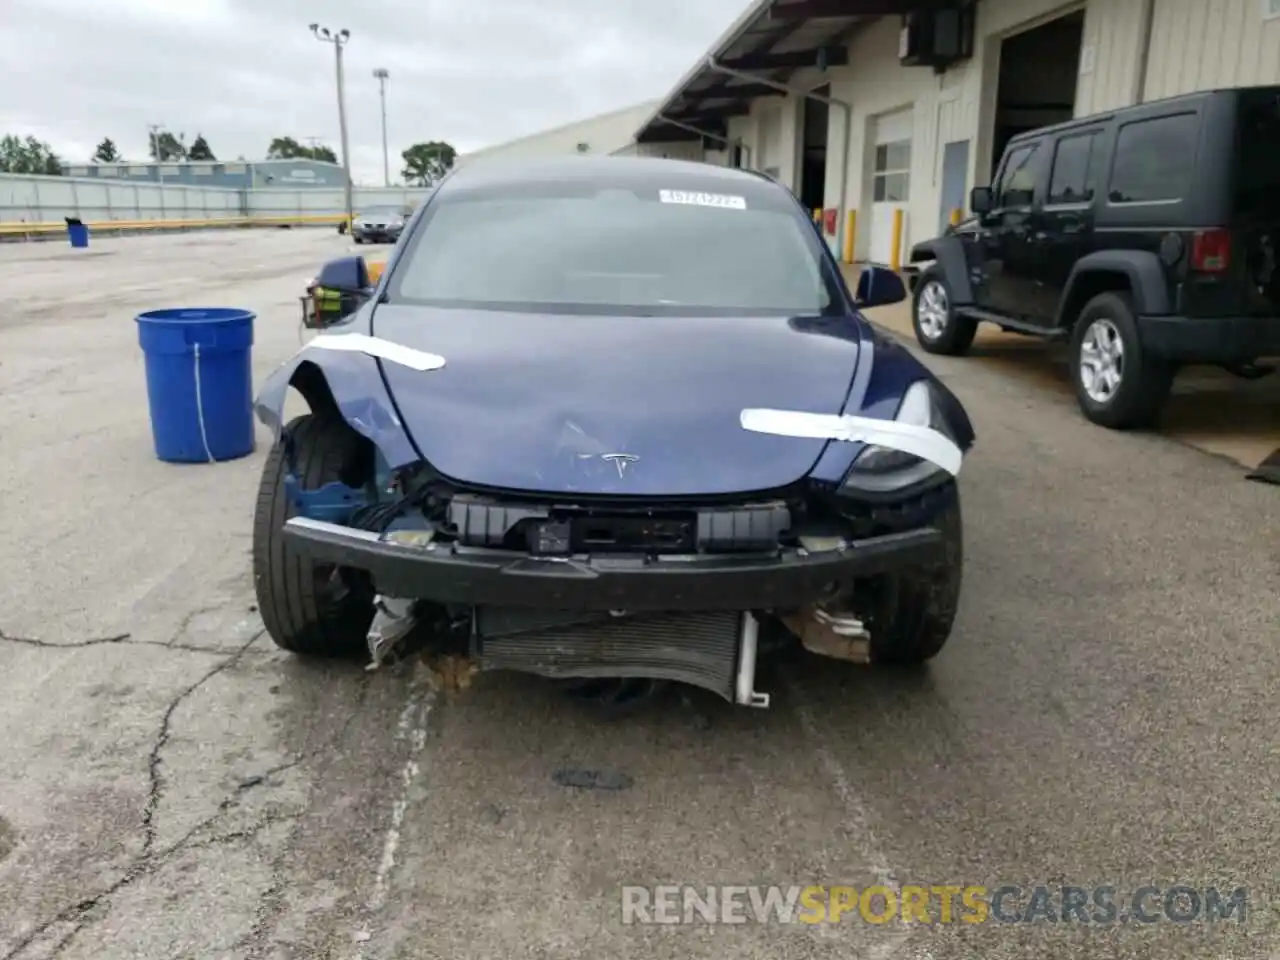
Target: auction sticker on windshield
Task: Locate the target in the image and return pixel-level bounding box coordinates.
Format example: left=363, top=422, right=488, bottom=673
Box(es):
left=658, top=189, right=747, bottom=209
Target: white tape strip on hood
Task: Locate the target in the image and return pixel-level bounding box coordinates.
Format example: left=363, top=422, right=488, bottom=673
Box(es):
left=307, top=333, right=446, bottom=372
left=740, top=408, right=963, bottom=476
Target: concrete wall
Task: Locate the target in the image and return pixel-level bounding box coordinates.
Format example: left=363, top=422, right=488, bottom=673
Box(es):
left=456, top=100, right=660, bottom=167
left=59, top=159, right=350, bottom=190
left=0, top=173, right=429, bottom=225
left=1142, top=0, right=1280, bottom=100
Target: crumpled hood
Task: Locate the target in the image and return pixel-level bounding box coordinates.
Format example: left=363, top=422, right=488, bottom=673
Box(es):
left=372, top=304, right=867, bottom=496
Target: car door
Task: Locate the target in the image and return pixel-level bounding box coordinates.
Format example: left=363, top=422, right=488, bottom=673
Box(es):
left=973, top=139, right=1047, bottom=317
left=1033, top=128, right=1104, bottom=325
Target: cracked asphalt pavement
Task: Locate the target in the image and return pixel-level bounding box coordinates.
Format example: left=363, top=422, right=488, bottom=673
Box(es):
left=1, top=230, right=1277, bottom=960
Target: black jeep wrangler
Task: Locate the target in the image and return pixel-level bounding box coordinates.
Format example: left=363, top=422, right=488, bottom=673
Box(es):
left=907, top=85, right=1280, bottom=429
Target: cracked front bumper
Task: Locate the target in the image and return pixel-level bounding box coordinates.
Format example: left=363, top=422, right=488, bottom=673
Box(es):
left=282, top=517, right=942, bottom=611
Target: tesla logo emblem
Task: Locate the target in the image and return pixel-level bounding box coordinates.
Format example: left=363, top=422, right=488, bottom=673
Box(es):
left=601, top=453, right=639, bottom=478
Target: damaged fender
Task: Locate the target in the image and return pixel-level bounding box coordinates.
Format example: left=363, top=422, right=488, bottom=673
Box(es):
left=254, top=338, right=423, bottom=469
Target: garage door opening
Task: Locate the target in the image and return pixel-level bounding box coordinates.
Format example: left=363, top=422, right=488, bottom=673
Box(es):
left=799, top=84, right=829, bottom=214
left=990, top=10, right=1084, bottom=176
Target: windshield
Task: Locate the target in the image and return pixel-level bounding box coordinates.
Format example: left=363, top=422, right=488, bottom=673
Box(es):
left=388, top=184, right=838, bottom=316
left=360, top=207, right=403, bottom=219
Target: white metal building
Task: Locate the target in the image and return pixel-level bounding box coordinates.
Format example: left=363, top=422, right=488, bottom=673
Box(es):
left=455, top=100, right=661, bottom=168
left=633, top=0, right=1280, bottom=265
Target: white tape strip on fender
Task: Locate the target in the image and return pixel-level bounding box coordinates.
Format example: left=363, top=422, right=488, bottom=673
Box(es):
left=740, top=408, right=963, bottom=476
left=307, top=333, right=446, bottom=372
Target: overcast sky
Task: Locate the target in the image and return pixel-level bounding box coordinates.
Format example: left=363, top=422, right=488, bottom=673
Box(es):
left=1, top=0, right=748, bottom=184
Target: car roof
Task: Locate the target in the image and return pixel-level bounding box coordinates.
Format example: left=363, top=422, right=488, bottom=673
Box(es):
left=439, top=154, right=781, bottom=200
left=1004, top=85, right=1280, bottom=147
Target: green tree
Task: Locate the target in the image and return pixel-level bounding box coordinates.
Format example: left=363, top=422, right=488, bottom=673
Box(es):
left=266, top=137, right=337, bottom=163
left=401, top=141, right=456, bottom=186
left=266, top=135, right=304, bottom=159
left=93, top=138, right=120, bottom=163
left=187, top=134, right=215, bottom=161
left=0, top=134, right=63, bottom=175
left=148, top=129, right=186, bottom=161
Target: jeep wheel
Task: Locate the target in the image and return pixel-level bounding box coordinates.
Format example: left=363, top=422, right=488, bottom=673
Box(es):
left=866, top=489, right=963, bottom=665
left=252, top=413, right=375, bottom=657
left=912, top=267, right=977, bottom=356
left=1070, top=292, right=1174, bottom=429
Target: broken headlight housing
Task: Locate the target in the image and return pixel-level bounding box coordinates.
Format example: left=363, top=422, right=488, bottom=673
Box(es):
left=840, top=380, right=954, bottom=495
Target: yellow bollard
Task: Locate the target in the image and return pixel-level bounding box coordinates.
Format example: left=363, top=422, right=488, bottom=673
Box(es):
left=889, top=208, right=905, bottom=272
left=950, top=207, right=962, bottom=226
left=843, top=210, right=857, bottom=263
left=813, top=208, right=822, bottom=224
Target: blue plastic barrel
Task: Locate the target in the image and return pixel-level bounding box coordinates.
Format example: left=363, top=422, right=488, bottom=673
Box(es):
left=135, top=308, right=256, bottom=463
left=67, top=222, right=89, bottom=248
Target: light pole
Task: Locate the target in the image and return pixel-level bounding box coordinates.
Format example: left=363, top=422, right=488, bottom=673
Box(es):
left=309, top=23, right=354, bottom=229
left=373, top=67, right=390, bottom=187
left=148, top=122, right=167, bottom=218
left=147, top=122, right=165, bottom=181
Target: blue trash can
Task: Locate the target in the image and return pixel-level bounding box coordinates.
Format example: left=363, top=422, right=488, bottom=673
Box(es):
left=135, top=308, right=256, bottom=463
left=66, top=220, right=89, bottom=248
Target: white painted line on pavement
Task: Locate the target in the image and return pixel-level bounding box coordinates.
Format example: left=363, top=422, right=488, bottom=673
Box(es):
left=788, top=681, right=913, bottom=959
left=354, top=677, right=434, bottom=951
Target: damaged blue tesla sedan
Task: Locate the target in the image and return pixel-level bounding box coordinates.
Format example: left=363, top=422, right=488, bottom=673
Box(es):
left=252, top=156, right=974, bottom=708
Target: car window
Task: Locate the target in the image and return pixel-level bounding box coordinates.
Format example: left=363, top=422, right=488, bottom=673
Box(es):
left=1048, top=131, right=1100, bottom=205
left=1234, top=89, right=1280, bottom=215
left=1108, top=112, right=1199, bottom=204
left=390, top=188, right=838, bottom=316
left=995, top=143, right=1040, bottom=208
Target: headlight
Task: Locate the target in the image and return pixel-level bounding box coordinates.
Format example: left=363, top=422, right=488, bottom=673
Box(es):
left=841, top=380, right=955, bottom=494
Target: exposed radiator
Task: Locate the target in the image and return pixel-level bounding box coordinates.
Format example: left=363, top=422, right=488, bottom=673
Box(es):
left=472, top=608, right=742, bottom=702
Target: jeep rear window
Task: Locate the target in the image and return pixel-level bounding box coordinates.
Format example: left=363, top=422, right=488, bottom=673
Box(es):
left=389, top=187, right=840, bottom=317
left=1234, top=89, right=1280, bottom=215
left=1107, top=112, right=1198, bottom=204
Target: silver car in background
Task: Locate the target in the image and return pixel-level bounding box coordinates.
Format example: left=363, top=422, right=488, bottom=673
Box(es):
left=351, top=206, right=408, bottom=244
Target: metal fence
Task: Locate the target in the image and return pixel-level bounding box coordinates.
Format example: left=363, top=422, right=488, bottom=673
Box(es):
left=0, top=172, right=430, bottom=230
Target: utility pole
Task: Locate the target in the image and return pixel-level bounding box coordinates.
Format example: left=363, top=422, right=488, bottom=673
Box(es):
left=309, top=23, right=354, bottom=228
left=148, top=122, right=167, bottom=219
left=147, top=122, right=163, bottom=181
left=373, top=67, right=390, bottom=187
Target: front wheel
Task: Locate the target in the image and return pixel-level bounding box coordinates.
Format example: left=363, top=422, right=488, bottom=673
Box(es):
left=866, top=489, right=963, bottom=665
left=1070, top=292, right=1174, bottom=429
left=252, top=413, right=375, bottom=657
left=912, top=267, right=977, bottom=356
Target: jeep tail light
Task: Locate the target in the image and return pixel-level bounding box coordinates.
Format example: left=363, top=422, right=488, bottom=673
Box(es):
left=1190, top=228, right=1231, bottom=273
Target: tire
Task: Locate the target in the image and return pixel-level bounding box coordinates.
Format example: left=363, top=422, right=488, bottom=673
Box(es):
left=1069, top=292, right=1174, bottom=430
left=353, top=236, right=364, bottom=245
left=867, top=489, right=963, bottom=665
left=912, top=266, right=978, bottom=356
left=253, top=413, right=375, bottom=657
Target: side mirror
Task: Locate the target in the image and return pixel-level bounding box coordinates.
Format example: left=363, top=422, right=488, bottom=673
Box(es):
left=315, top=255, right=370, bottom=294
left=305, top=256, right=372, bottom=329
left=854, top=266, right=907, bottom=309
left=970, top=186, right=993, bottom=216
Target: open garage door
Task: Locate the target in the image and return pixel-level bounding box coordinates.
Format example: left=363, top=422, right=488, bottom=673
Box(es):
left=869, top=107, right=913, bottom=265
